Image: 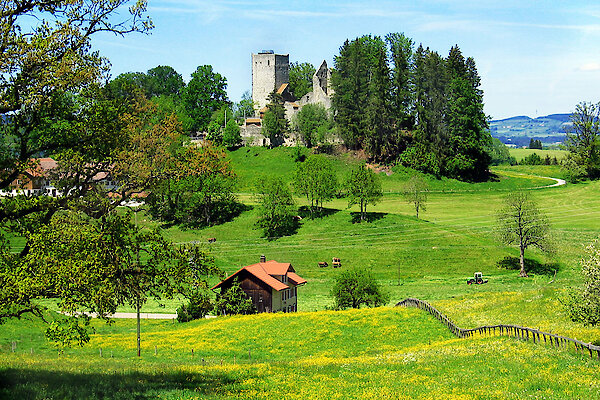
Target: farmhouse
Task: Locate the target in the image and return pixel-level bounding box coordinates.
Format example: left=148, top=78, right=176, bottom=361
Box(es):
left=212, top=256, right=307, bottom=313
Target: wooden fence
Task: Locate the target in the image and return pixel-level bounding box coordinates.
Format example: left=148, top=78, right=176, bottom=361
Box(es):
left=396, top=297, right=600, bottom=360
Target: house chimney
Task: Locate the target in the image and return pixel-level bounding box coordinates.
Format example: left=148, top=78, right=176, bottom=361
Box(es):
left=260, top=255, right=266, bottom=263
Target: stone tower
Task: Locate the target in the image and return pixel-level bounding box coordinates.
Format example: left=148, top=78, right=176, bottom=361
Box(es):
left=252, top=51, right=289, bottom=114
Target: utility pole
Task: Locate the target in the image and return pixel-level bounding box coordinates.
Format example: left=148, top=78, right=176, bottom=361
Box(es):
left=136, top=245, right=141, bottom=357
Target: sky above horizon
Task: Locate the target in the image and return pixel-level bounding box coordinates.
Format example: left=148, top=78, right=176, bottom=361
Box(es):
left=92, top=0, right=600, bottom=120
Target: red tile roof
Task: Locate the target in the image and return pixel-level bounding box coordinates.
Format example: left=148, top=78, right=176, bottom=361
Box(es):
left=212, top=260, right=306, bottom=291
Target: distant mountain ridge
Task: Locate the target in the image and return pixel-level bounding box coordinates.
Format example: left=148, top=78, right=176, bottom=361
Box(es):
left=490, top=113, right=570, bottom=147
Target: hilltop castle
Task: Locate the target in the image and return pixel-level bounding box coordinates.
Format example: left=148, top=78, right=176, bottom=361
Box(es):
left=248, top=50, right=332, bottom=122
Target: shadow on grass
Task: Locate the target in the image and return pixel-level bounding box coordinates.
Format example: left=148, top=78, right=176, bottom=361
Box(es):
left=350, top=212, right=388, bottom=224
left=0, top=368, right=243, bottom=400
left=497, top=256, right=560, bottom=276
left=297, top=206, right=339, bottom=220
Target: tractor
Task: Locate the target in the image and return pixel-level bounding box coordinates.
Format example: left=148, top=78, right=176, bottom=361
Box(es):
left=466, top=272, right=488, bottom=285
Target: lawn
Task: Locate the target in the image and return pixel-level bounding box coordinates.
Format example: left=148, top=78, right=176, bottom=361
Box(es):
left=3, top=148, right=600, bottom=399
left=2, top=306, right=600, bottom=399
left=509, top=148, right=568, bottom=162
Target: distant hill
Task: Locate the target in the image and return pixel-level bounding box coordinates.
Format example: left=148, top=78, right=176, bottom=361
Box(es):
left=490, top=113, right=570, bottom=147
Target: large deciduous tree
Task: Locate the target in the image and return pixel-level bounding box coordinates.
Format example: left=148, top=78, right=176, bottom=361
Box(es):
left=564, top=101, right=600, bottom=180
left=146, top=65, right=185, bottom=97
left=288, top=62, right=316, bottom=100
left=496, top=191, right=553, bottom=277
left=293, top=103, right=331, bottom=148
left=181, top=65, right=229, bottom=133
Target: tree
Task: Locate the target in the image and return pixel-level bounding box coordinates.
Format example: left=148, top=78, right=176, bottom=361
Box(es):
left=181, top=65, right=229, bottom=133
left=403, top=175, right=428, bottom=218
left=564, top=240, right=600, bottom=326
left=214, top=278, right=256, bottom=316
left=565, top=102, right=600, bottom=179
left=386, top=32, right=414, bottom=129
left=177, top=291, right=214, bottom=322
left=288, top=62, right=316, bottom=99
left=345, top=164, right=383, bottom=221
left=146, top=65, right=185, bottom=97
left=233, top=90, right=255, bottom=123
left=261, top=91, right=288, bottom=147
left=529, top=138, right=543, bottom=150
left=496, top=191, right=553, bottom=277
left=293, top=155, right=338, bottom=215
left=331, top=268, right=389, bottom=309
left=6, top=211, right=219, bottom=346
left=486, top=138, right=516, bottom=165
left=223, top=119, right=242, bottom=148
left=293, top=103, right=331, bottom=148
left=146, top=143, right=240, bottom=227
left=256, top=177, right=297, bottom=238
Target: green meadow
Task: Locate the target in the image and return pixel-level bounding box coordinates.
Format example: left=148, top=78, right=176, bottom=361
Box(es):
left=2, top=147, right=600, bottom=399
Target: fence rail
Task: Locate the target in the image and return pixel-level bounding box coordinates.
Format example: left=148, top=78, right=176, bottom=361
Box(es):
left=396, top=297, right=600, bottom=360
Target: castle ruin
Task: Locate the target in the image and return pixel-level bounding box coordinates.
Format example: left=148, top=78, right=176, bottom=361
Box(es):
left=242, top=50, right=333, bottom=146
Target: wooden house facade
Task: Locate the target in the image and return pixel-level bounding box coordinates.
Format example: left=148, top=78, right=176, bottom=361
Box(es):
left=212, top=257, right=307, bottom=313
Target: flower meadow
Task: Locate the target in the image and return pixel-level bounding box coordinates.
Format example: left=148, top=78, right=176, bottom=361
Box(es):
left=2, top=306, right=600, bottom=399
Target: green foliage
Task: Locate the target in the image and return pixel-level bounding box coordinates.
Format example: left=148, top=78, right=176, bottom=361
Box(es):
left=496, top=191, right=553, bottom=277
left=176, top=291, right=213, bottom=322
left=486, top=137, right=517, bottom=165
left=288, top=62, right=316, bottom=99
left=520, top=152, right=543, bottom=165
left=345, top=164, right=383, bottom=221
left=261, top=91, right=288, bottom=147
left=331, top=268, right=389, bottom=309
left=565, top=102, right=600, bottom=180
left=564, top=240, right=600, bottom=326
left=214, top=279, right=256, bottom=316
left=223, top=119, right=242, bottom=148
left=146, top=144, right=241, bottom=227
left=293, top=155, right=338, bottom=215
left=385, top=32, right=414, bottom=129
left=255, top=176, right=298, bottom=238
left=145, top=65, right=185, bottom=97
left=402, top=175, right=428, bottom=218
left=529, top=138, right=543, bottom=150
left=399, top=142, right=441, bottom=176
left=293, top=103, right=331, bottom=147
left=181, top=65, right=229, bottom=133
left=233, top=90, right=255, bottom=123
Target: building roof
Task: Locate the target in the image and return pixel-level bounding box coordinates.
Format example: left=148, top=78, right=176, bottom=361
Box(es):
left=276, top=83, right=289, bottom=95
left=212, top=260, right=306, bottom=292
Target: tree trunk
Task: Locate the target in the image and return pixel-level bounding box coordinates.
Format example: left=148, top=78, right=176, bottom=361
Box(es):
left=519, top=245, right=528, bottom=277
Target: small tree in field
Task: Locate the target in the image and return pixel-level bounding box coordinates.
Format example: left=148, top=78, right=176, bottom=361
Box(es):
left=256, top=177, right=297, bottom=238
left=496, top=191, right=552, bottom=277
left=345, top=164, right=383, bottom=221
left=293, top=155, right=338, bottom=216
left=402, top=175, right=428, bottom=218
left=564, top=240, right=600, bottom=325
left=331, top=268, right=389, bottom=309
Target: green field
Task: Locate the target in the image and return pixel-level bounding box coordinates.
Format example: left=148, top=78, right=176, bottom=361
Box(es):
left=508, top=148, right=568, bottom=162
left=3, top=148, right=600, bottom=399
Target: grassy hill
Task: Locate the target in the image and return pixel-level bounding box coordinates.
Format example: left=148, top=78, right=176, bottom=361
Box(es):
left=4, top=147, right=600, bottom=399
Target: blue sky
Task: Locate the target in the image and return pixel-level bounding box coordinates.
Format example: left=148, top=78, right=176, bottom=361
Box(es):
left=93, top=0, right=600, bottom=119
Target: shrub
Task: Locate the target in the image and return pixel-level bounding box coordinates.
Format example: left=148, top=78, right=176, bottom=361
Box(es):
left=214, top=279, right=256, bottom=316
left=331, top=268, right=389, bottom=309
left=177, top=291, right=214, bottom=323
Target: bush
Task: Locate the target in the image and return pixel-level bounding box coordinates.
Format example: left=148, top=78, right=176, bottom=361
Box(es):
left=563, top=240, right=600, bottom=326
left=177, top=291, right=213, bottom=322
left=331, top=268, right=389, bottom=309
left=214, top=279, right=256, bottom=316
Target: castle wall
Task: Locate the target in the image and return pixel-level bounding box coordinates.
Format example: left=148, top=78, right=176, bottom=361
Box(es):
left=252, top=52, right=289, bottom=113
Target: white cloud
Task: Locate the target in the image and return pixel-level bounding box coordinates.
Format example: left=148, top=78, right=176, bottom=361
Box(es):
left=579, top=62, right=600, bottom=71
